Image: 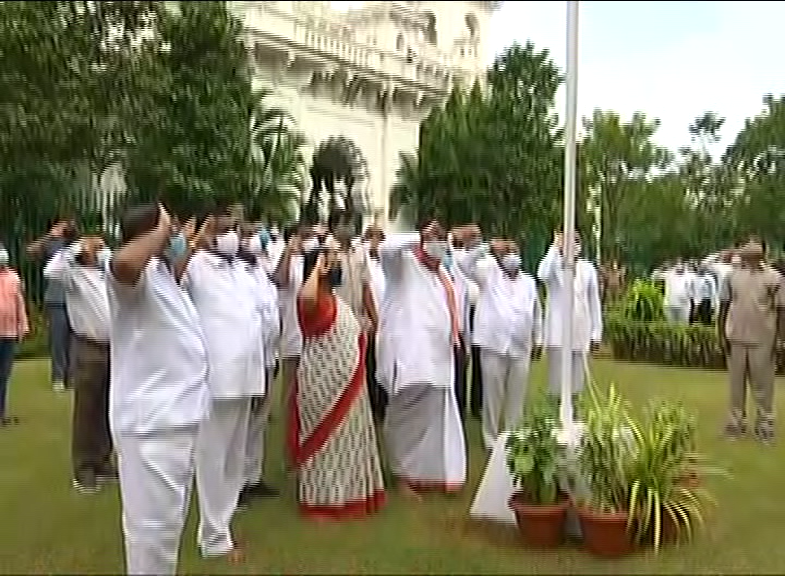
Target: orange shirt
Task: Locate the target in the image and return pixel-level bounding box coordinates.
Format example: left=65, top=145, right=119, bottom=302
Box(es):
left=0, top=268, right=28, bottom=339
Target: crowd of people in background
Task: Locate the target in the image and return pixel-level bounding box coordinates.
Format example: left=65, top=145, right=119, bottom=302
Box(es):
left=1, top=204, right=784, bottom=575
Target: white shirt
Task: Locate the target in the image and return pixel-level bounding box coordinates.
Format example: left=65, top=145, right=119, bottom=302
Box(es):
left=376, top=233, right=456, bottom=392
left=108, top=257, right=209, bottom=436
left=457, top=245, right=543, bottom=358
left=183, top=251, right=266, bottom=398
left=692, top=273, right=717, bottom=307
left=43, top=243, right=111, bottom=343
left=278, top=254, right=304, bottom=358
left=537, top=245, right=602, bottom=352
left=251, top=261, right=280, bottom=368
left=366, top=252, right=386, bottom=317
left=654, top=269, right=693, bottom=307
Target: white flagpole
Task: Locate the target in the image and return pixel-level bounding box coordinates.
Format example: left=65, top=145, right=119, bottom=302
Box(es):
left=560, top=0, right=580, bottom=430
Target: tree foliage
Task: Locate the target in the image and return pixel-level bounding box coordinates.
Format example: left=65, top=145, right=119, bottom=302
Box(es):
left=392, top=42, right=563, bottom=263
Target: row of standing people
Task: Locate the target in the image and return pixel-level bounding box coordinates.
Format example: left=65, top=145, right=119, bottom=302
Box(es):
left=2, top=208, right=606, bottom=575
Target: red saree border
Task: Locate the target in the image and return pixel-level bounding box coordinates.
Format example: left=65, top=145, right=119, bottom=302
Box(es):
left=299, top=489, right=386, bottom=521
left=288, top=332, right=369, bottom=467
left=400, top=477, right=464, bottom=494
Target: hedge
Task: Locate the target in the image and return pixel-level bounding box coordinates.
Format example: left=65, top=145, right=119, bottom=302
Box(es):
left=605, top=313, right=785, bottom=374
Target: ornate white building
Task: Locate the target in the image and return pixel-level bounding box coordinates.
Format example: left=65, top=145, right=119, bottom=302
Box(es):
left=230, top=0, right=500, bottom=226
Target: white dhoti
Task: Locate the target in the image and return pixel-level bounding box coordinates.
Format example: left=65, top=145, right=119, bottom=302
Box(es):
left=480, top=348, right=531, bottom=450
left=384, top=384, right=466, bottom=491
left=243, top=370, right=275, bottom=486
left=195, top=398, right=251, bottom=556
left=547, top=347, right=586, bottom=395
left=115, top=425, right=198, bottom=576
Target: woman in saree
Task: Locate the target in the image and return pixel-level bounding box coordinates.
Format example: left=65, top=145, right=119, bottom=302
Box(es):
left=288, top=237, right=386, bottom=520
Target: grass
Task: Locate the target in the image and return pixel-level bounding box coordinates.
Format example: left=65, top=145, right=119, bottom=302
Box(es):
left=1, top=358, right=785, bottom=574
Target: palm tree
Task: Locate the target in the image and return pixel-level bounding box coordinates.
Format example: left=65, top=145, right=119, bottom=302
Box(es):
left=247, top=88, right=307, bottom=223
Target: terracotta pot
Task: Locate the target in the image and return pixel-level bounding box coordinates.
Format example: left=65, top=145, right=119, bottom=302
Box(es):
left=576, top=506, right=633, bottom=558
left=508, top=493, right=569, bottom=548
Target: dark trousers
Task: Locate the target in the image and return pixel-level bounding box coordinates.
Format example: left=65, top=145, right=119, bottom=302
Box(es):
left=46, top=303, right=72, bottom=385
left=454, top=340, right=469, bottom=420
left=693, top=299, right=712, bottom=325
left=469, top=305, right=483, bottom=417
left=71, top=336, right=112, bottom=476
left=366, top=335, right=388, bottom=421
left=0, top=338, right=17, bottom=419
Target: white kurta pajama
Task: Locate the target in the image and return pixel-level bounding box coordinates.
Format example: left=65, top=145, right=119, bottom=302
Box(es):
left=107, top=258, right=209, bottom=576
left=182, top=252, right=266, bottom=557
left=377, top=233, right=467, bottom=492
left=537, top=245, right=602, bottom=395
left=244, top=262, right=280, bottom=487
left=456, top=246, right=543, bottom=450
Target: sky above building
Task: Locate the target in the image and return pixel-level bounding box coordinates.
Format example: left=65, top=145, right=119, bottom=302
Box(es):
left=491, top=1, right=785, bottom=153
left=330, top=1, right=784, bottom=154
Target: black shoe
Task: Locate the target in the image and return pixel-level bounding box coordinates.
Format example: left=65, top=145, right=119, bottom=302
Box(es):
left=73, top=470, right=101, bottom=494
left=0, top=416, right=19, bottom=427
left=245, top=480, right=279, bottom=498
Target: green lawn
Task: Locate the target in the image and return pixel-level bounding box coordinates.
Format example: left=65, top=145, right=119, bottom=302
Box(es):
left=1, top=358, right=784, bottom=574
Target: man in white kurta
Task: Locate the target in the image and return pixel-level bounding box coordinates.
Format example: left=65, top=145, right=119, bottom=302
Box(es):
left=652, top=262, right=693, bottom=324
left=182, top=218, right=265, bottom=558
left=537, top=232, right=602, bottom=396
left=378, top=221, right=467, bottom=496
left=457, top=238, right=543, bottom=450
left=239, top=229, right=281, bottom=504
left=272, top=227, right=306, bottom=423
left=108, top=203, right=209, bottom=575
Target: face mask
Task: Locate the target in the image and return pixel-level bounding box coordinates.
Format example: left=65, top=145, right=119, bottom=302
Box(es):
left=165, top=232, right=187, bottom=261
left=423, top=240, right=448, bottom=262
left=96, top=248, right=111, bottom=270
left=502, top=253, right=521, bottom=272
left=0, top=249, right=8, bottom=267
left=258, top=229, right=271, bottom=248
left=442, top=251, right=453, bottom=271
left=215, top=230, right=240, bottom=256
left=326, top=266, right=343, bottom=288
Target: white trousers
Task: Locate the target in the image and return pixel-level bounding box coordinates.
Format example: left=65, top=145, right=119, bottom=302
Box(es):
left=665, top=304, right=690, bottom=324
left=195, top=398, right=251, bottom=557
left=547, top=347, right=587, bottom=395
left=243, top=369, right=275, bottom=486
left=480, top=348, right=531, bottom=450
left=384, top=384, right=467, bottom=488
left=115, top=426, right=198, bottom=576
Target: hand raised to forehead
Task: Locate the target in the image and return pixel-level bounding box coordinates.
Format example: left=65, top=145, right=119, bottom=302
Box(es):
left=181, top=217, right=197, bottom=240
left=157, top=204, right=172, bottom=232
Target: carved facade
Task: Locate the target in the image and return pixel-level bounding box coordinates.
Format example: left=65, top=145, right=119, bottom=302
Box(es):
left=230, top=0, right=499, bottom=226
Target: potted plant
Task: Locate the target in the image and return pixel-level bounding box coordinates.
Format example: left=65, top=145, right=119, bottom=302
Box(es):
left=629, top=400, right=724, bottom=548
left=626, top=400, right=713, bottom=550
left=505, top=395, right=569, bottom=548
left=575, top=384, right=637, bottom=557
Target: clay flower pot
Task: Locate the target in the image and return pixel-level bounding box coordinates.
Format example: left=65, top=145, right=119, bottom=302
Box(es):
left=508, top=493, right=569, bottom=548
left=576, top=507, right=633, bottom=558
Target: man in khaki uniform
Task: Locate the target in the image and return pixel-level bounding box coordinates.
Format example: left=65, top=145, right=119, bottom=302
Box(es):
left=718, top=240, right=785, bottom=443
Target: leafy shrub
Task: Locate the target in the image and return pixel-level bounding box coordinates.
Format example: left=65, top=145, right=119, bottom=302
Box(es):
left=606, top=312, right=785, bottom=373
left=619, top=279, right=665, bottom=322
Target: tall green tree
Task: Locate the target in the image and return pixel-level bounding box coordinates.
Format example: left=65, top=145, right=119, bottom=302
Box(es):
left=123, top=1, right=255, bottom=216
left=392, top=42, right=563, bottom=263
left=580, top=110, right=672, bottom=263
left=724, top=94, right=785, bottom=245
